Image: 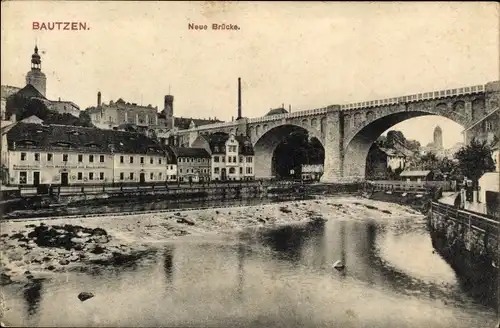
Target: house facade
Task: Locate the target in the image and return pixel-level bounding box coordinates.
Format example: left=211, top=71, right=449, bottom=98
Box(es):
left=191, top=132, right=255, bottom=181
left=172, top=147, right=211, bottom=183
left=5, top=122, right=174, bottom=186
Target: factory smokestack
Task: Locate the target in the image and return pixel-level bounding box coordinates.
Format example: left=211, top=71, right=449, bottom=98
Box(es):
left=97, top=91, right=101, bottom=106
left=237, top=77, right=242, bottom=119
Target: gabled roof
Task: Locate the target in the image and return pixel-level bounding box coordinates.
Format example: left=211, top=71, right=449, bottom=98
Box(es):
left=198, top=132, right=254, bottom=155
left=174, top=117, right=223, bottom=130
left=14, top=84, right=48, bottom=101
left=6, top=122, right=166, bottom=155
left=265, top=107, right=288, bottom=116
left=172, top=147, right=211, bottom=158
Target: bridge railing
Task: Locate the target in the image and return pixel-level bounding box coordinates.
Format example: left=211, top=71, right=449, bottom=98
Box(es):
left=431, top=201, right=499, bottom=236
left=340, top=84, right=485, bottom=111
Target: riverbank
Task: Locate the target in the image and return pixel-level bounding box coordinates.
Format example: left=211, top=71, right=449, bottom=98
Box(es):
left=0, top=196, right=421, bottom=286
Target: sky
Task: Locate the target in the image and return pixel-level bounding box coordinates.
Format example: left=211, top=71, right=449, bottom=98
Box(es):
left=1, top=1, right=499, bottom=148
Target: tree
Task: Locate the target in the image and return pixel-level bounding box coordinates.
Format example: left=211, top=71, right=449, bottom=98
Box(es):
left=419, top=152, right=440, bottom=170
left=454, top=138, right=495, bottom=188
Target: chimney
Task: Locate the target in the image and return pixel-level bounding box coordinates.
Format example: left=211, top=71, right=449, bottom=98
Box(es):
left=289, top=104, right=291, bottom=112
left=232, top=116, right=234, bottom=121
left=237, top=77, right=242, bottom=119
left=282, top=103, right=284, bottom=109
left=97, top=91, right=101, bottom=106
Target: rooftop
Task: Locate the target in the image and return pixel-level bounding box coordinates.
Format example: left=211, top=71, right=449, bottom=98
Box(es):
left=6, top=122, right=171, bottom=157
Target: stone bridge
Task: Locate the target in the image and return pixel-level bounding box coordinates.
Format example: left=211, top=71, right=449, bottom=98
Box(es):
left=174, top=81, right=500, bottom=182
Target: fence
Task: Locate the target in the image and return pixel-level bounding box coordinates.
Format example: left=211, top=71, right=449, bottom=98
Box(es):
left=366, top=180, right=452, bottom=192
left=431, top=201, right=499, bottom=236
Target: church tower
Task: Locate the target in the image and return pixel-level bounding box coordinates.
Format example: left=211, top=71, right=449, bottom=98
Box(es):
left=433, top=125, right=443, bottom=150
left=163, top=95, right=174, bottom=130
left=25, top=45, right=47, bottom=97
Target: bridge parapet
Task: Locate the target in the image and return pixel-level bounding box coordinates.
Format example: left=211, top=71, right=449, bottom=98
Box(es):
left=340, top=84, right=486, bottom=111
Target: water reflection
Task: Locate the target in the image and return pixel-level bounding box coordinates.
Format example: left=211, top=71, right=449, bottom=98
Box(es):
left=5, top=213, right=497, bottom=327
left=163, top=245, right=174, bottom=286
left=23, top=278, right=44, bottom=316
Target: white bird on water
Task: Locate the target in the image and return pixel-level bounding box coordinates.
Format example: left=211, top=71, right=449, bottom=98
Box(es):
left=332, top=260, right=345, bottom=270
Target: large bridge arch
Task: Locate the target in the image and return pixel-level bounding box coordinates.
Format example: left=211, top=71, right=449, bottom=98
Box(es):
left=342, top=111, right=466, bottom=179
left=253, top=124, right=324, bottom=179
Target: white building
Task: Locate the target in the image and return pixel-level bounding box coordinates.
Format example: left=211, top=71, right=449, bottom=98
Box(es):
left=191, top=132, right=255, bottom=181
left=4, top=122, right=175, bottom=186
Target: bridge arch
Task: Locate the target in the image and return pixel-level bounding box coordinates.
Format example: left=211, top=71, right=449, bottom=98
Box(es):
left=342, top=110, right=466, bottom=179
left=253, top=124, right=324, bottom=179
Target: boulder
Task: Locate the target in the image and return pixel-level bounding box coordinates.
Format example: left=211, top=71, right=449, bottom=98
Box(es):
left=77, top=292, right=94, bottom=302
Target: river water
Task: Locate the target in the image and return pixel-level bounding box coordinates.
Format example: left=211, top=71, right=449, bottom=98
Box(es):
left=2, top=203, right=497, bottom=327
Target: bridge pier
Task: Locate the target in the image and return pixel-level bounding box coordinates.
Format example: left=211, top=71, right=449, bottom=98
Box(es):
left=320, top=111, right=344, bottom=183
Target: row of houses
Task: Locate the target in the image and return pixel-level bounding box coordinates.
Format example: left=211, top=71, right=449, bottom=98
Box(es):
left=0, top=122, right=256, bottom=187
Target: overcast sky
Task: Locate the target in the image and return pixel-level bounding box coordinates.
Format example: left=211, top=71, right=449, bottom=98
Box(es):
left=1, top=1, right=498, bottom=148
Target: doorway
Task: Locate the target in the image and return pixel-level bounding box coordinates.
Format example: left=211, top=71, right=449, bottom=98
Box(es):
left=140, top=172, right=145, bottom=184
left=221, top=168, right=227, bottom=181
left=33, top=172, right=40, bottom=186
left=61, top=172, right=69, bottom=186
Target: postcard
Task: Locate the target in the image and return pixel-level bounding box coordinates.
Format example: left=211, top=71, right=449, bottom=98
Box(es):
left=0, top=1, right=499, bottom=327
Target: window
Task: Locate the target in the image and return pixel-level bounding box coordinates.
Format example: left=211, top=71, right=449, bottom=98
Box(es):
left=47, top=153, right=53, bottom=161
left=180, top=168, right=183, bottom=173
left=229, top=167, right=236, bottom=174
left=486, top=121, right=493, bottom=131
left=159, top=158, right=162, bottom=164
left=150, top=157, right=154, bottom=164
left=100, top=172, right=104, bottom=180
left=78, top=154, right=83, bottom=162
left=89, top=172, right=94, bottom=180
left=78, top=172, right=83, bottom=180
left=34, top=153, right=40, bottom=161
left=214, top=156, right=219, bottom=163
left=120, top=156, right=124, bottom=163
left=240, top=167, right=243, bottom=174
left=197, top=158, right=201, bottom=162
left=159, top=173, right=162, bottom=179
left=141, top=157, right=144, bottom=164
left=246, top=157, right=253, bottom=163
left=150, top=172, right=154, bottom=180
left=63, top=154, right=68, bottom=162
left=228, top=156, right=232, bottom=163
left=214, top=167, right=220, bottom=174
left=120, top=172, right=124, bottom=180
left=99, top=155, right=105, bottom=163
left=239, top=156, right=243, bottom=163
left=233, top=156, right=237, bottom=162
left=246, top=167, right=253, bottom=174
left=130, top=156, right=134, bottom=164
left=89, top=155, right=94, bottom=163
left=222, top=156, right=225, bottom=162
left=21, top=152, right=26, bottom=161
left=129, top=172, right=134, bottom=180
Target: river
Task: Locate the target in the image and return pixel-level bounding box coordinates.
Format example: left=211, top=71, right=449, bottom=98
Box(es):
left=2, top=201, right=497, bottom=327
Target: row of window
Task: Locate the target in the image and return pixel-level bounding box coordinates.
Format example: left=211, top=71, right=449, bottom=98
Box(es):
left=19, top=152, right=166, bottom=165
left=119, top=155, right=163, bottom=165
left=16, top=171, right=174, bottom=184
left=214, top=167, right=253, bottom=174
left=213, top=156, right=253, bottom=163
left=178, top=157, right=209, bottom=163
left=179, top=168, right=209, bottom=174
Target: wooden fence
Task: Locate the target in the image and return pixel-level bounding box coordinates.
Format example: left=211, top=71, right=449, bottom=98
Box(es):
left=431, top=201, right=499, bottom=236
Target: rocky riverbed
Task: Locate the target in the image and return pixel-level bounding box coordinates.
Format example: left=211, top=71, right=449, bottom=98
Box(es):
left=0, top=196, right=422, bottom=286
